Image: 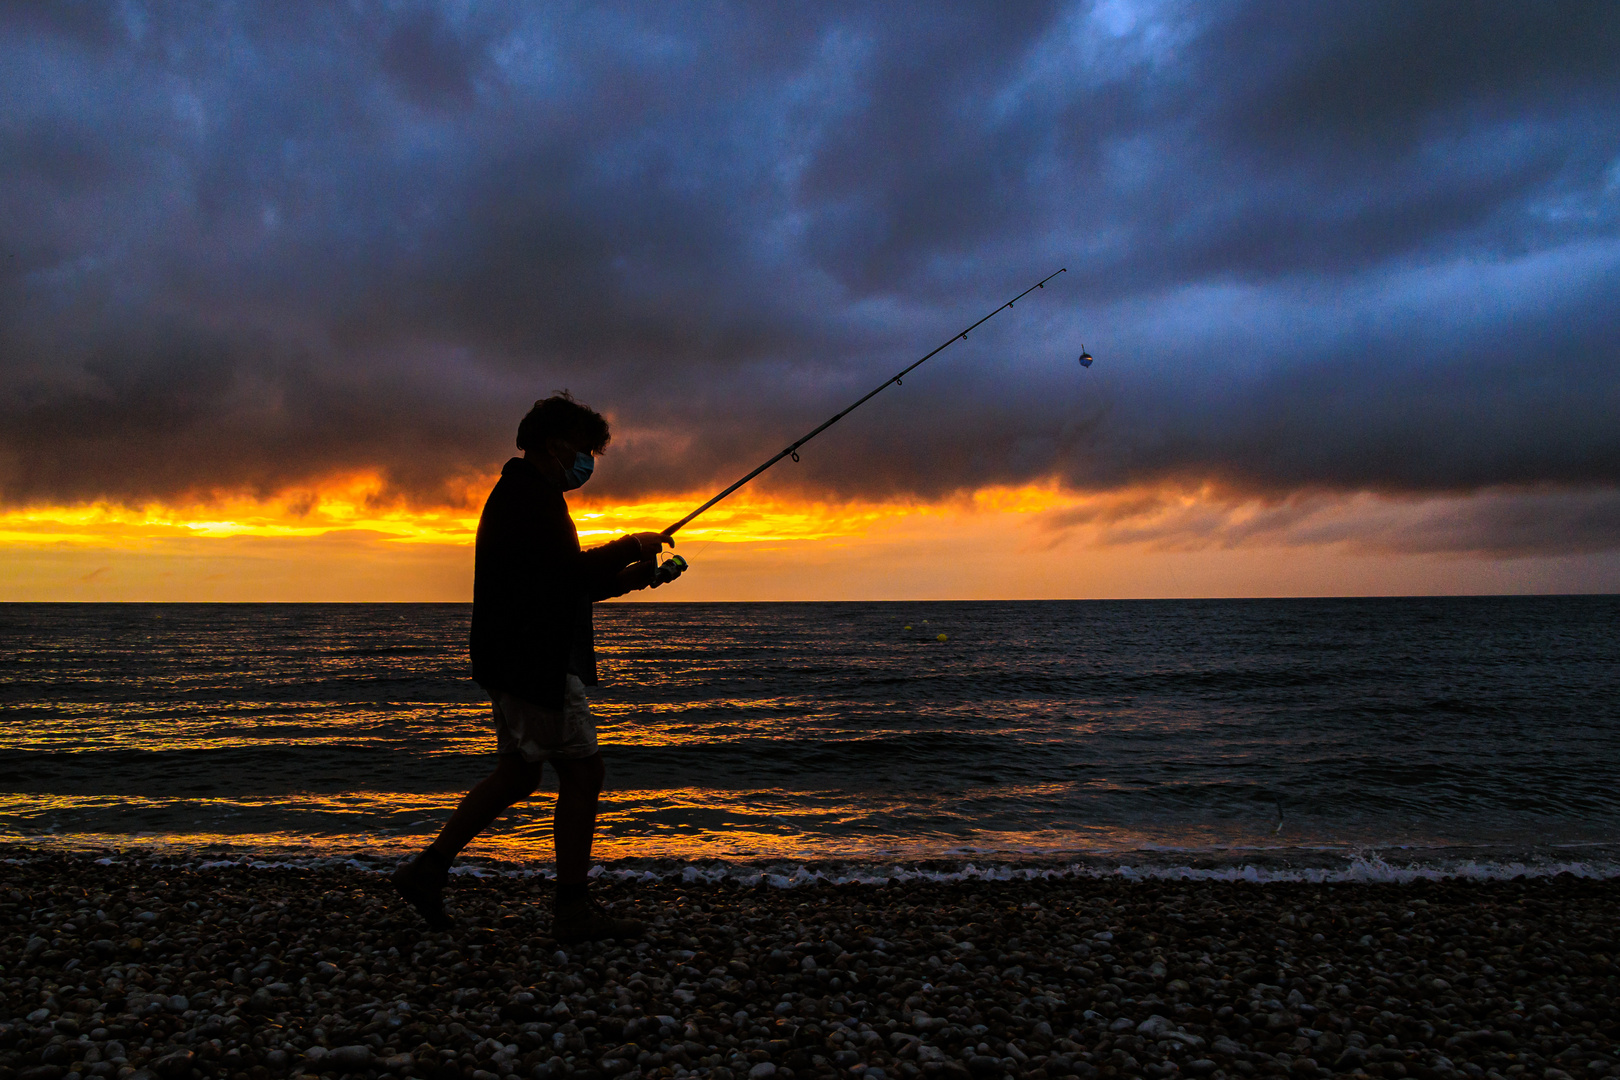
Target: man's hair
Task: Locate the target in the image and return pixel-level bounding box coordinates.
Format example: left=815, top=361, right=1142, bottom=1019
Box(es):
left=515, top=392, right=611, bottom=453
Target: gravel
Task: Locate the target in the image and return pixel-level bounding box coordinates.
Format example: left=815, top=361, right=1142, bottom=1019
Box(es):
left=1, top=851, right=1616, bottom=1080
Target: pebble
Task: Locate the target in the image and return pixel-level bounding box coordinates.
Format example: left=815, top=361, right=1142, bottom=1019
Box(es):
left=0, top=850, right=1617, bottom=1080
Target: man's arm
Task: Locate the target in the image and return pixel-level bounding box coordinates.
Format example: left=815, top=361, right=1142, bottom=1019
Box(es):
left=578, top=531, right=667, bottom=571
left=577, top=532, right=669, bottom=601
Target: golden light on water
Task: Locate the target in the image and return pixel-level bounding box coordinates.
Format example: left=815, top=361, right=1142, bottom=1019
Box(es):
left=2, top=702, right=948, bottom=754
left=0, top=786, right=1328, bottom=866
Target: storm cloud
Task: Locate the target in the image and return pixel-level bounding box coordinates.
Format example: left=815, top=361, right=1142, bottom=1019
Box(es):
left=2, top=1, right=1617, bottom=552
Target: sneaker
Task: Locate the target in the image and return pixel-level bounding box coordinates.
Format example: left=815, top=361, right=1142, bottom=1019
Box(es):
left=553, top=894, right=645, bottom=943
left=393, top=850, right=453, bottom=930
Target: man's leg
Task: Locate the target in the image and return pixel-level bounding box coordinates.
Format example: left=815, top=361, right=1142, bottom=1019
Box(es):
left=394, top=754, right=542, bottom=929
left=431, top=754, right=545, bottom=861
left=549, top=751, right=644, bottom=942
left=551, top=751, right=604, bottom=883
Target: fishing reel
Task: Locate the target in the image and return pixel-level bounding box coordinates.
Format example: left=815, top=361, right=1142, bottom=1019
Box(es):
left=650, top=553, right=688, bottom=588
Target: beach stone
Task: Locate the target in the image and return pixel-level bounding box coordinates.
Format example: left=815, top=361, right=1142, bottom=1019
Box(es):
left=968, top=1055, right=1004, bottom=1078
left=750, top=1063, right=778, bottom=1079
left=16, top=1067, right=66, bottom=1080
left=27, top=1008, right=51, bottom=1023
left=328, top=1044, right=373, bottom=1068
left=151, top=1048, right=195, bottom=1077
left=5, top=850, right=1620, bottom=1080
left=1333, top=1047, right=1367, bottom=1070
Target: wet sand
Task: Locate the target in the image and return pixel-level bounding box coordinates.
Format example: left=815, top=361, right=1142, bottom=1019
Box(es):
left=1, top=851, right=1616, bottom=1080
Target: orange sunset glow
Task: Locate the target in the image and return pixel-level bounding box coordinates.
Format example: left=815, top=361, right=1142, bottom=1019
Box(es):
left=4, top=476, right=1615, bottom=602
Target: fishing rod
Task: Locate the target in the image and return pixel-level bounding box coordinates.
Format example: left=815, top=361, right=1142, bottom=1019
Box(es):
left=661, top=267, right=1075, bottom=541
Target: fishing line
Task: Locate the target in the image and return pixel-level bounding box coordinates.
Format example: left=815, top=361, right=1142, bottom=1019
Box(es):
left=661, top=268, right=1078, bottom=541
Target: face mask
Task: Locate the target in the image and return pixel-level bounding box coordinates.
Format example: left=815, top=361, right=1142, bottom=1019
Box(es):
left=559, top=450, right=594, bottom=491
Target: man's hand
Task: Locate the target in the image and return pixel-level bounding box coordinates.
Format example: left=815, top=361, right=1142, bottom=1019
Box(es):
left=630, top=531, right=672, bottom=559
left=616, top=559, right=659, bottom=593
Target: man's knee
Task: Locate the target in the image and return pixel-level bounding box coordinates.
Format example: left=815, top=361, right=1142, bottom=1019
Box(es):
left=555, top=752, right=605, bottom=793
left=495, top=754, right=545, bottom=797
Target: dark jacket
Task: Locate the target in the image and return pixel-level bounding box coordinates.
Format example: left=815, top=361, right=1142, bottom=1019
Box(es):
left=469, top=457, right=645, bottom=709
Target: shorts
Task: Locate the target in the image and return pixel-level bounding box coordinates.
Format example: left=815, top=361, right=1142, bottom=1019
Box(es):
left=491, top=674, right=598, bottom=763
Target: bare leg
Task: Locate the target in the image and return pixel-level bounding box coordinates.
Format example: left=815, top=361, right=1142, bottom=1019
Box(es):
left=551, top=752, right=605, bottom=884
left=546, top=752, right=642, bottom=942
left=394, top=754, right=544, bottom=929
left=427, top=754, right=544, bottom=861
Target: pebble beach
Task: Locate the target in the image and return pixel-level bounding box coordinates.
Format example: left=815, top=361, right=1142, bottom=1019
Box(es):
left=1, top=853, right=1616, bottom=1080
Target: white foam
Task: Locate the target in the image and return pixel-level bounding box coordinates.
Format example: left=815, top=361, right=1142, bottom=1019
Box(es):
left=33, top=849, right=1613, bottom=885
left=9, top=835, right=1618, bottom=885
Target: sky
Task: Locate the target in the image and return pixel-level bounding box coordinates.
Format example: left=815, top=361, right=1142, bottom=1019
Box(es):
left=3, top=1, right=1618, bottom=600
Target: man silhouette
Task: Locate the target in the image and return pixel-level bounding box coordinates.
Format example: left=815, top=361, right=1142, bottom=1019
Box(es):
left=393, top=393, right=676, bottom=940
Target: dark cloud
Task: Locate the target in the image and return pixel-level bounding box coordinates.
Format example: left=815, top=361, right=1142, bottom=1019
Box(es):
left=1, top=1, right=1617, bottom=555
left=1039, top=485, right=1620, bottom=560
left=380, top=9, right=486, bottom=110
left=1217, top=1, right=1620, bottom=152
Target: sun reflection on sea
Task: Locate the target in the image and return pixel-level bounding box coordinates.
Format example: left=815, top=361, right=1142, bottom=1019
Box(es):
left=0, top=785, right=1402, bottom=867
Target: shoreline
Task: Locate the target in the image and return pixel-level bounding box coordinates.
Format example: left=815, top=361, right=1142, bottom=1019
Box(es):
left=1, top=850, right=1615, bottom=1080
left=6, top=843, right=1620, bottom=886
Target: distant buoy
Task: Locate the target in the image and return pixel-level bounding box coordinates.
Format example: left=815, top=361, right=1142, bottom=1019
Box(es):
left=904, top=625, right=912, bottom=631
left=936, top=633, right=948, bottom=642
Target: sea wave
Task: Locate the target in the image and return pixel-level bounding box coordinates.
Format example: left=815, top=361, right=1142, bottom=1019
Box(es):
left=10, top=844, right=1617, bottom=886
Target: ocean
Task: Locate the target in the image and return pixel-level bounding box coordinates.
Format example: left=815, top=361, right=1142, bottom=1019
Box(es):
left=2, top=597, right=1617, bottom=882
